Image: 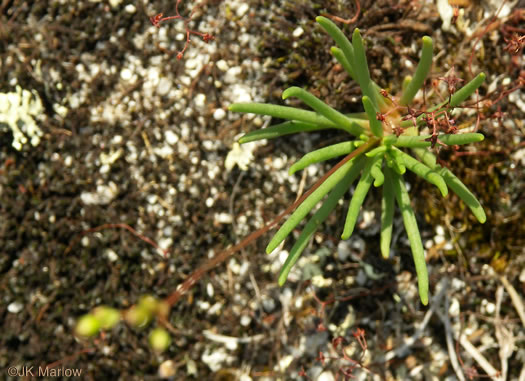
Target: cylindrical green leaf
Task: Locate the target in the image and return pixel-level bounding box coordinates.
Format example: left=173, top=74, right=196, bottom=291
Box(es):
left=386, top=149, right=406, bottom=175
left=394, top=136, right=432, bottom=148
left=412, top=147, right=437, bottom=169
left=341, top=155, right=379, bottom=239
left=370, top=155, right=384, bottom=187
left=402, top=76, right=412, bottom=93
left=390, top=169, right=429, bottom=305
left=239, top=121, right=332, bottom=143
left=266, top=156, right=367, bottom=253
left=380, top=169, right=395, bottom=259
left=278, top=166, right=361, bottom=285
left=289, top=141, right=356, bottom=175
left=331, top=46, right=355, bottom=81
left=438, top=166, right=486, bottom=223
left=230, top=103, right=365, bottom=136
left=395, top=148, right=448, bottom=197
left=316, top=16, right=356, bottom=73
left=282, top=87, right=364, bottom=136
left=438, top=133, right=484, bottom=146
left=362, top=96, right=383, bottom=137
left=352, top=29, right=375, bottom=105
left=449, top=73, right=485, bottom=107
left=383, top=135, right=398, bottom=146
left=230, top=103, right=331, bottom=126
left=366, top=145, right=387, bottom=157
left=400, top=36, right=433, bottom=106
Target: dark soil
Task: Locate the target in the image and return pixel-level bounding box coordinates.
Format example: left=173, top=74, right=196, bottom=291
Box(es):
left=1, top=0, right=524, bottom=380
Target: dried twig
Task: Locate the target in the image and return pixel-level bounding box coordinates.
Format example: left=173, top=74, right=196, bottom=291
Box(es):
left=459, top=335, right=503, bottom=381
left=498, top=274, right=525, bottom=327
left=494, top=286, right=514, bottom=381
left=434, top=279, right=466, bottom=381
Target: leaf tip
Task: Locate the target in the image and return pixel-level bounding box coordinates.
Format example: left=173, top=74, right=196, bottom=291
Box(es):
left=422, top=36, right=432, bottom=45
left=477, top=210, right=487, bottom=224
left=341, top=231, right=351, bottom=240
left=265, top=244, right=275, bottom=255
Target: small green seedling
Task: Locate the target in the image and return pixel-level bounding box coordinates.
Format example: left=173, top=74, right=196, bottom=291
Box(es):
left=229, top=16, right=487, bottom=305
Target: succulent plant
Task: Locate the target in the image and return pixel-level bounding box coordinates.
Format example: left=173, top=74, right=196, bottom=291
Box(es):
left=229, top=16, right=487, bottom=305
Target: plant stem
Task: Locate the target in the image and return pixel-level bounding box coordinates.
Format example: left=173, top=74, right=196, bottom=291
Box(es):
left=164, top=138, right=379, bottom=307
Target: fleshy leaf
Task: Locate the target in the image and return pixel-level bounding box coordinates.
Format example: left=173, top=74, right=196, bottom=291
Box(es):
left=390, top=169, right=429, bottom=305
left=380, top=169, right=395, bottom=259
left=239, top=121, right=331, bottom=143
left=341, top=155, right=379, bottom=239
left=289, top=141, right=357, bottom=175
left=438, top=166, right=486, bottom=223
left=395, top=148, right=448, bottom=197
left=278, top=166, right=361, bottom=285
left=282, top=86, right=364, bottom=136
left=266, top=156, right=366, bottom=254
left=400, top=36, right=433, bottom=106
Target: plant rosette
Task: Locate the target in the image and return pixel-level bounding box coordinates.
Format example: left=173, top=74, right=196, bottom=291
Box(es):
left=229, top=16, right=486, bottom=305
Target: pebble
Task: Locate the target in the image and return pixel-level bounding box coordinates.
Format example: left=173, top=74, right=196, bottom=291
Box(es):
left=448, top=297, right=460, bottom=317
left=236, top=3, right=249, bottom=17
left=158, top=360, right=176, bottom=379
left=164, top=130, right=179, bottom=145
left=207, top=283, right=214, bottom=298
left=80, top=182, right=118, bottom=205
left=105, top=249, right=119, bottom=262
left=120, top=68, right=133, bottom=81
left=240, top=315, right=251, bottom=326
left=230, top=84, right=252, bottom=103
left=124, top=4, right=136, bottom=14
left=216, top=59, right=229, bottom=71
left=317, top=371, right=335, bottom=381
left=201, top=347, right=234, bottom=372
left=213, top=108, right=226, bottom=120
left=337, top=241, right=351, bottom=261
left=7, top=302, right=24, bottom=313
left=292, top=26, right=304, bottom=38
left=215, top=212, right=233, bottom=224
left=224, top=66, right=242, bottom=84
left=157, top=80, right=171, bottom=96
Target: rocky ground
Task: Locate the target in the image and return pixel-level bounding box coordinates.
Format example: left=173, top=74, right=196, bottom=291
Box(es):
left=1, top=0, right=524, bottom=380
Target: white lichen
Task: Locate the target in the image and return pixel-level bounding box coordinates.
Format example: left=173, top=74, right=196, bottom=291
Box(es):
left=0, top=86, right=44, bottom=150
